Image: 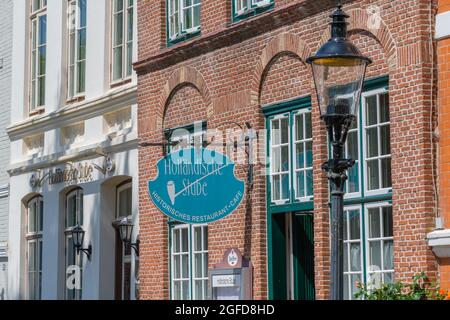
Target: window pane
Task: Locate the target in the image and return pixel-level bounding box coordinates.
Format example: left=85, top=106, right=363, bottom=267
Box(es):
left=193, top=4, right=200, bottom=28
left=295, top=115, right=304, bottom=141
left=381, top=158, right=392, bottom=188
left=344, top=274, right=349, bottom=299
left=272, top=148, right=280, bottom=173
left=384, top=272, right=394, bottom=284
left=347, top=164, right=359, bottom=193
left=114, top=12, right=124, bottom=46
left=173, top=281, right=181, bottom=300
left=280, top=118, right=289, bottom=144
left=203, top=227, right=208, bottom=250
left=113, top=47, right=123, bottom=80
left=347, top=131, right=358, bottom=160
left=195, top=280, right=202, bottom=300
left=369, top=208, right=381, bottom=238
left=305, top=112, right=312, bottom=139
left=182, top=280, right=189, bottom=299
left=114, top=0, right=124, bottom=12
left=366, top=128, right=378, bottom=158
left=203, top=252, right=208, bottom=276
left=181, top=228, right=188, bottom=252
left=382, top=207, right=393, bottom=237
left=296, top=171, right=304, bottom=198
left=281, top=174, right=289, bottom=199
left=380, top=125, right=390, bottom=155
left=348, top=210, right=360, bottom=240
left=366, top=95, right=377, bottom=126
left=77, top=60, right=86, bottom=93
left=272, top=175, right=280, bottom=200
left=383, top=240, right=394, bottom=270
left=281, top=146, right=289, bottom=172
left=296, top=143, right=304, bottom=169
left=194, top=227, right=201, bottom=251
left=350, top=243, right=361, bottom=271
left=367, top=160, right=380, bottom=190
left=174, top=255, right=181, bottom=278
left=369, top=241, right=382, bottom=271
left=379, top=93, right=390, bottom=123
left=195, top=253, right=202, bottom=278
left=305, top=141, right=313, bottom=168
left=38, top=15, right=47, bottom=45
left=271, top=120, right=280, bottom=145
left=306, top=169, right=313, bottom=196
left=350, top=274, right=361, bottom=300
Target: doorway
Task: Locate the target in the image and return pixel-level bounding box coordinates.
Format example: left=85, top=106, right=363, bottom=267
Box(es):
left=270, top=212, right=315, bottom=300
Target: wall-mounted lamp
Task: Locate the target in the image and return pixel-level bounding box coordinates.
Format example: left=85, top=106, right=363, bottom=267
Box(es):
left=71, top=224, right=92, bottom=261
left=118, top=217, right=140, bottom=256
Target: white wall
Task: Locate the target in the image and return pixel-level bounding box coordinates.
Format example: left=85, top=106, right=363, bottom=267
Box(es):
left=8, top=0, right=139, bottom=300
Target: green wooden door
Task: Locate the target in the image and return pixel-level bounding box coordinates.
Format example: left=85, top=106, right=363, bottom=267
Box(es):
left=292, top=212, right=315, bottom=300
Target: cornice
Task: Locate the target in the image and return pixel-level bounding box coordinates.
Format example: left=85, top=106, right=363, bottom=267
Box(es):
left=8, top=133, right=139, bottom=176
left=134, top=0, right=337, bottom=74
left=7, top=85, right=137, bottom=141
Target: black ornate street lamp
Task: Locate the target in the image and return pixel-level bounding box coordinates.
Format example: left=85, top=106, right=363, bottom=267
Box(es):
left=72, top=224, right=92, bottom=261
left=118, top=217, right=140, bottom=256
left=307, top=3, right=371, bottom=300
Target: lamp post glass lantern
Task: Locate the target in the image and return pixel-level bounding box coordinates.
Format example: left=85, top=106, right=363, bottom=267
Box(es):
left=307, top=3, right=371, bottom=300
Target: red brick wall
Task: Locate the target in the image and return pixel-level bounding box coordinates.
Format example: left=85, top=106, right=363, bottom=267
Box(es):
left=136, top=0, right=438, bottom=299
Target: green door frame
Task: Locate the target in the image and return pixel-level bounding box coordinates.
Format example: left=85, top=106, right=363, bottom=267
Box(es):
left=263, top=96, right=315, bottom=300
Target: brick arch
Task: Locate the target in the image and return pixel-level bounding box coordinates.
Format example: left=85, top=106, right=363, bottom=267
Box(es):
left=317, top=8, right=398, bottom=70
left=156, top=66, right=212, bottom=130
left=253, top=32, right=313, bottom=104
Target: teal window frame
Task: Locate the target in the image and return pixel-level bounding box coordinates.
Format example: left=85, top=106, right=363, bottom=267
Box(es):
left=166, top=121, right=209, bottom=300
left=263, top=96, right=315, bottom=300
left=232, top=0, right=274, bottom=23
left=331, top=75, right=394, bottom=299
left=263, top=96, right=314, bottom=214
left=166, top=0, right=201, bottom=47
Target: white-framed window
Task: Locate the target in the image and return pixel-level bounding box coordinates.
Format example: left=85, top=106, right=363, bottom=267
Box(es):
left=65, top=188, right=83, bottom=300
left=343, top=205, right=363, bottom=300
left=343, top=202, right=394, bottom=300
left=269, top=114, right=290, bottom=204
left=171, top=224, right=208, bottom=300
left=365, top=202, right=394, bottom=287
left=168, top=0, right=201, bottom=42
left=293, top=109, right=313, bottom=201
left=29, top=0, right=47, bottom=113
left=233, top=0, right=272, bottom=18
left=268, top=106, right=314, bottom=206
left=111, top=0, right=134, bottom=83
left=26, top=196, right=44, bottom=300
left=67, top=0, right=87, bottom=99
left=362, top=89, right=391, bottom=196
left=116, top=181, right=133, bottom=300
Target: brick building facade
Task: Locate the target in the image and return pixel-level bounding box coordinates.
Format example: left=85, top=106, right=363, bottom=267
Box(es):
left=136, top=0, right=441, bottom=300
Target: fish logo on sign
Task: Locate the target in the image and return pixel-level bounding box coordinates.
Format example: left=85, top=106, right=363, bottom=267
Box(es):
left=148, top=148, right=245, bottom=224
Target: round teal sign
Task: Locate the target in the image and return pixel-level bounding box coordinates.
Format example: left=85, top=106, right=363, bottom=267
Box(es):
left=148, top=148, right=245, bottom=224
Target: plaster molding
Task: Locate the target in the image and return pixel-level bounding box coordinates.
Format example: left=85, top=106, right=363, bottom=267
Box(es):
left=427, top=229, right=450, bottom=258
left=7, top=85, right=137, bottom=141
left=436, top=11, right=450, bottom=40
left=8, top=133, right=139, bottom=176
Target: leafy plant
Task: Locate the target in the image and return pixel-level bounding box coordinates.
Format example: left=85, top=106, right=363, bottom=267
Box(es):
left=354, top=272, right=450, bottom=300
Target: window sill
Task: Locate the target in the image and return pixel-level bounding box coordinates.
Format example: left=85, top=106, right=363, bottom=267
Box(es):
left=66, top=95, right=86, bottom=105
left=232, top=2, right=274, bottom=24
left=167, top=29, right=201, bottom=47
left=110, top=78, right=132, bottom=89
left=28, top=107, right=45, bottom=118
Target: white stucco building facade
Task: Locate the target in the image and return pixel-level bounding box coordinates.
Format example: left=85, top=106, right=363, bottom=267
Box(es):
left=0, top=0, right=13, bottom=302
left=7, top=0, right=139, bottom=300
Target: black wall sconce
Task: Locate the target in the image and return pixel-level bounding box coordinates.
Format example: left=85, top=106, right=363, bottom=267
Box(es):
left=71, top=224, right=92, bottom=261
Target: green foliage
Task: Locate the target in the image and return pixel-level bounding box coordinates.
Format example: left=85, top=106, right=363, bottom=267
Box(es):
left=354, top=272, right=449, bottom=300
